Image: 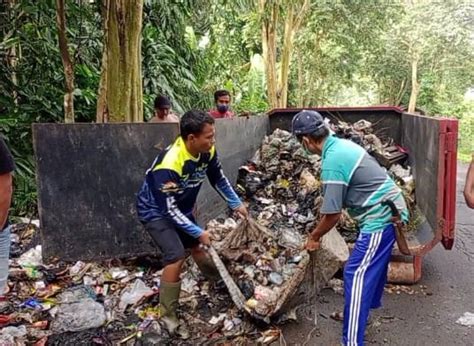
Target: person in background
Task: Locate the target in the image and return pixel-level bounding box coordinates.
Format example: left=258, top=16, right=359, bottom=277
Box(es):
left=464, top=153, right=474, bottom=209
left=149, top=95, right=179, bottom=123
left=0, top=136, right=14, bottom=299
left=208, top=89, right=234, bottom=119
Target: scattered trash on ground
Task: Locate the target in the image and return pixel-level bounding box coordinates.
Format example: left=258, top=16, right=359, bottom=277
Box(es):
left=3, top=121, right=420, bottom=343
left=3, top=222, right=283, bottom=344
left=384, top=284, right=433, bottom=296
left=326, top=278, right=344, bottom=295
left=456, top=312, right=474, bottom=327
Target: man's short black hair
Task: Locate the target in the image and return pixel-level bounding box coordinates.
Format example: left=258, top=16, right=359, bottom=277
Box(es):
left=154, top=95, right=171, bottom=109
left=296, top=127, right=330, bottom=144
left=214, top=89, right=231, bottom=102
left=180, top=110, right=215, bottom=140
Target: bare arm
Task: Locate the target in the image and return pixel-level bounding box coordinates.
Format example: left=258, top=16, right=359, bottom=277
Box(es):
left=464, top=154, right=474, bottom=209
left=310, top=213, right=342, bottom=241
left=0, top=172, right=13, bottom=230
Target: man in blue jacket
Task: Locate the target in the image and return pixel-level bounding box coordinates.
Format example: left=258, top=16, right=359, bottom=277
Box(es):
left=137, top=110, right=247, bottom=335
left=292, top=110, right=408, bottom=345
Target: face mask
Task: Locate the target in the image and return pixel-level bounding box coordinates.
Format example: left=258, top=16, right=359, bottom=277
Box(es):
left=301, top=140, right=312, bottom=156
left=217, top=104, right=229, bottom=113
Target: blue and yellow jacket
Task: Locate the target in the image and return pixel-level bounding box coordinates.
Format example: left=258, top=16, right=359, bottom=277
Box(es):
left=136, top=137, right=242, bottom=238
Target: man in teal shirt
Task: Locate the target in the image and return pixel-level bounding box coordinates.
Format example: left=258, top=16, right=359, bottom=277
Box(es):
left=292, top=110, right=408, bottom=345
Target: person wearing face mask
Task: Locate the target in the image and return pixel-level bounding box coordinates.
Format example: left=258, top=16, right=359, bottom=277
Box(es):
left=136, top=110, right=248, bottom=337
left=291, top=110, right=409, bottom=346
left=208, top=89, right=234, bottom=119
left=149, top=95, right=179, bottom=123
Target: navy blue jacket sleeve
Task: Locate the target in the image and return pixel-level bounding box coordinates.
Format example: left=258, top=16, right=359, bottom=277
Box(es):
left=206, top=150, right=242, bottom=210
left=148, top=169, right=203, bottom=238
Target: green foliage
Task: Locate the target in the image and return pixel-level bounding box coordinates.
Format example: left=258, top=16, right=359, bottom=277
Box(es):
left=287, top=1, right=401, bottom=107
left=1, top=1, right=103, bottom=216
left=142, top=0, right=207, bottom=117
left=0, top=117, right=36, bottom=217
left=1, top=0, right=473, bottom=216
left=366, top=1, right=474, bottom=115
left=195, top=1, right=268, bottom=113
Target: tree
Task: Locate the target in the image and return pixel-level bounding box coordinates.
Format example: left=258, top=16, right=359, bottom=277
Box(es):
left=259, top=0, right=309, bottom=108
left=290, top=1, right=398, bottom=107
left=56, top=0, right=75, bottom=123
left=96, top=0, right=143, bottom=123
left=370, top=0, right=474, bottom=113
left=141, top=0, right=205, bottom=117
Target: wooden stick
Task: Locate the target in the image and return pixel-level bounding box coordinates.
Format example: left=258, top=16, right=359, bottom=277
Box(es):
left=208, top=246, right=247, bottom=311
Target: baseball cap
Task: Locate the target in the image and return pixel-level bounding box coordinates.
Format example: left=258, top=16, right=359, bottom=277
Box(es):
left=292, top=110, right=326, bottom=136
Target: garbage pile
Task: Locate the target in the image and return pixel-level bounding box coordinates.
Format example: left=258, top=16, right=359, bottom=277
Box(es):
left=236, top=120, right=417, bottom=242
left=207, top=217, right=349, bottom=323
left=208, top=218, right=309, bottom=320
left=1, top=221, right=281, bottom=345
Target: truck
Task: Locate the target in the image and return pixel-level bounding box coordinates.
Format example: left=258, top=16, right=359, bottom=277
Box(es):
left=33, top=106, right=458, bottom=284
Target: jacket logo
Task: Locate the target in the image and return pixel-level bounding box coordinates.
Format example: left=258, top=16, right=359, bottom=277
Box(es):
left=161, top=181, right=179, bottom=193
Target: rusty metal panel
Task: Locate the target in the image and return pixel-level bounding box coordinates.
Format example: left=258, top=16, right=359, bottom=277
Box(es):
left=268, top=107, right=403, bottom=143
left=401, top=114, right=441, bottom=239
left=439, top=119, right=458, bottom=249
left=195, top=116, right=270, bottom=224
left=33, top=123, right=179, bottom=262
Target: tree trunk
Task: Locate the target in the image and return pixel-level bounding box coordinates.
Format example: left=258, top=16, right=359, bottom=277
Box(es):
left=5, top=0, right=18, bottom=106
left=395, top=78, right=407, bottom=106
left=408, top=57, right=419, bottom=113
left=277, top=0, right=309, bottom=108
left=56, top=0, right=75, bottom=123
left=277, top=5, right=294, bottom=108
left=9, top=44, right=18, bottom=106
left=260, top=0, right=279, bottom=109
left=96, top=0, right=143, bottom=123
left=297, top=48, right=304, bottom=108
left=96, top=1, right=109, bottom=123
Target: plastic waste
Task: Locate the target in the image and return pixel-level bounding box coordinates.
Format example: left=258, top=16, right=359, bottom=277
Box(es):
left=181, top=276, right=198, bottom=294
left=17, top=245, right=42, bottom=267
left=58, top=286, right=96, bottom=304
left=51, top=298, right=106, bottom=332
left=35, top=281, right=46, bottom=290
left=209, top=313, right=227, bottom=325
left=20, top=297, right=43, bottom=310
left=269, top=272, right=283, bottom=286
left=110, top=267, right=128, bottom=280
left=0, top=325, right=27, bottom=344
left=24, top=265, right=42, bottom=279
left=119, top=279, right=153, bottom=311
left=278, top=228, right=303, bottom=249
left=69, top=261, right=86, bottom=275
left=456, top=312, right=474, bottom=326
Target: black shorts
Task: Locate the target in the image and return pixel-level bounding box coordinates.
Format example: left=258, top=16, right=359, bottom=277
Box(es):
left=144, top=218, right=200, bottom=266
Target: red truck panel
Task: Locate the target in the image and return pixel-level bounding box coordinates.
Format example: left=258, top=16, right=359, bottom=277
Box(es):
left=438, top=118, right=458, bottom=249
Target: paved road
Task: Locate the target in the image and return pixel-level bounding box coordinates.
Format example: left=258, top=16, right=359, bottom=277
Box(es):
left=282, top=162, right=474, bottom=345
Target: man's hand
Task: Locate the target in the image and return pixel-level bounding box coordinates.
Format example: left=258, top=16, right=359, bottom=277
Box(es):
left=305, top=235, right=321, bottom=252
left=199, top=231, right=211, bottom=246
left=234, top=204, right=249, bottom=219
